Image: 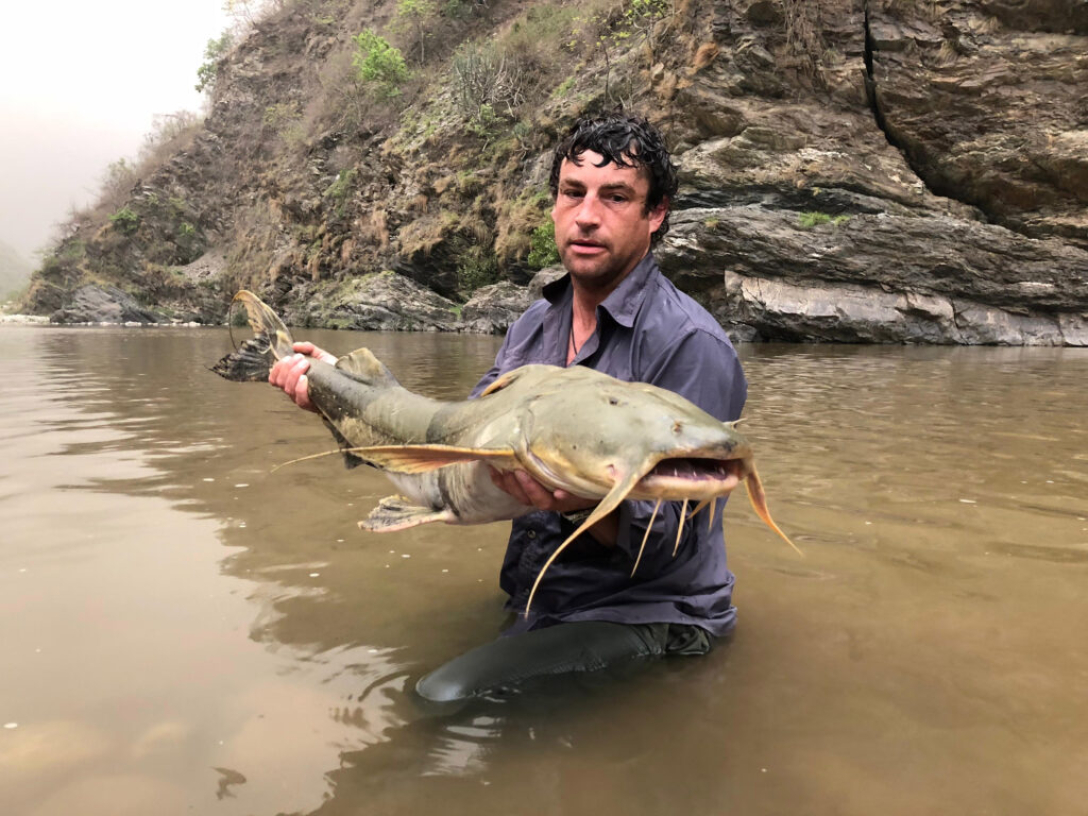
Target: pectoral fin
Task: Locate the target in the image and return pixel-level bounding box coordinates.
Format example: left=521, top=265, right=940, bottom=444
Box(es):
left=346, top=444, right=518, bottom=474
left=358, top=495, right=454, bottom=532
left=478, top=367, right=531, bottom=396
left=525, top=469, right=643, bottom=615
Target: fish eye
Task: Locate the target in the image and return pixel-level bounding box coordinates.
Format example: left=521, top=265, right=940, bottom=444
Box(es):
left=608, top=397, right=619, bottom=406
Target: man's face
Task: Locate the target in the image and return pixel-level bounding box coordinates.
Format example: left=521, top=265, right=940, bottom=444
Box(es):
left=551, top=150, right=667, bottom=293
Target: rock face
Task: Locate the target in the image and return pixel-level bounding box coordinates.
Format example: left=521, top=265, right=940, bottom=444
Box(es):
left=658, top=207, right=1088, bottom=344
left=50, top=285, right=162, bottom=325
left=869, top=0, right=1088, bottom=247
left=282, top=271, right=461, bottom=331
left=460, top=281, right=535, bottom=335
left=23, top=0, right=1088, bottom=345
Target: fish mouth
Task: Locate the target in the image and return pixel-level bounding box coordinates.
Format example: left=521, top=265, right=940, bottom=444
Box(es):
left=635, top=456, right=748, bottom=499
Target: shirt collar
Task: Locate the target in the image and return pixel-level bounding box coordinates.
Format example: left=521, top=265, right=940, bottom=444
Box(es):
left=541, top=253, right=659, bottom=329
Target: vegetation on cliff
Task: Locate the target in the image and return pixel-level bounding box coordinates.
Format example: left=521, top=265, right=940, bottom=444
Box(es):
left=22, top=0, right=1088, bottom=344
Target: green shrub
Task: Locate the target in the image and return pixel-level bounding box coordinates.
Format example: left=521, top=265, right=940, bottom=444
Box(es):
left=527, top=220, right=560, bottom=269
left=175, top=222, right=203, bottom=260
left=465, top=103, right=504, bottom=141
left=195, top=31, right=233, bottom=93
left=325, top=169, right=358, bottom=217
left=552, top=76, right=576, bottom=98
left=457, top=247, right=500, bottom=292
left=352, top=30, right=409, bottom=98
left=798, top=211, right=850, bottom=228
left=109, top=207, right=140, bottom=234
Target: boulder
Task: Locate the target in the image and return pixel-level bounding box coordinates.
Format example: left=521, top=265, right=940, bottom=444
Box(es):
left=460, top=281, right=534, bottom=335
left=283, top=271, right=461, bottom=332
left=50, top=285, right=161, bottom=325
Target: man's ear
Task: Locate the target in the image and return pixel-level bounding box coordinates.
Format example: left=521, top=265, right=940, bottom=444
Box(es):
left=648, top=197, right=669, bottom=234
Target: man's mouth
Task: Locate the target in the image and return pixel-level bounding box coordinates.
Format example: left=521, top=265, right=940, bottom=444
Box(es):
left=569, top=240, right=607, bottom=253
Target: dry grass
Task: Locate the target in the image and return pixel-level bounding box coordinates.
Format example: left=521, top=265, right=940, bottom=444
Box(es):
left=692, top=41, right=718, bottom=72
left=359, top=209, right=391, bottom=250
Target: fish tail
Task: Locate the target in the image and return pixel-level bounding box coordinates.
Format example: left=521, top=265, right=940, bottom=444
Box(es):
left=745, top=467, right=803, bottom=557
left=211, top=291, right=296, bottom=382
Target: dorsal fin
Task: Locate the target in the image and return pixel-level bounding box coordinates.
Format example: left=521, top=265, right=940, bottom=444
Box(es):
left=335, top=348, right=401, bottom=387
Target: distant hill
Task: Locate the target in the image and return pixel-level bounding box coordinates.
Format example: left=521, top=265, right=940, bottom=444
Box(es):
left=0, top=240, right=33, bottom=299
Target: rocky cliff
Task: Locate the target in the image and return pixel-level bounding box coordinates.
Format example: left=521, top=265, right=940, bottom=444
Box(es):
left=24, top=0, right=1088, bottom=345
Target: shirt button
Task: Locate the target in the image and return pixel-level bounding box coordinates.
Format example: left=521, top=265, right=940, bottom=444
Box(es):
left=527, top=530, right=537, bottom=539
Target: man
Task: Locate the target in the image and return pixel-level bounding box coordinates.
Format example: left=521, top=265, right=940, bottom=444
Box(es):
left=270, top=114, right=747, bottom=702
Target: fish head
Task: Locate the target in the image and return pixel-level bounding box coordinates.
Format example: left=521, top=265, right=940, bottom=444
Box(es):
left=518, top=374, right=753, bottom=502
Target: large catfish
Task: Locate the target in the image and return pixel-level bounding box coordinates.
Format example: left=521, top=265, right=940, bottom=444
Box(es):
left=213, top=291, right=798, bottom=612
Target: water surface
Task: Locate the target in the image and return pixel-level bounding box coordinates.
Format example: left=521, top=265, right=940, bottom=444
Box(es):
left=1, top=326, right=1086, bottom=816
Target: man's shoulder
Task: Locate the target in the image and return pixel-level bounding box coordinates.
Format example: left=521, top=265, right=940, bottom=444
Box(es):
left=644, top=269, right=734, bottom=349
left=510, top=296, right=550, bottom=327
left=503, top=297, right=550, bottom=341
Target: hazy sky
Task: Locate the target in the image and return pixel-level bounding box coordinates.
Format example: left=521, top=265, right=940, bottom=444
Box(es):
left=0, top=1, right=233, bottom=261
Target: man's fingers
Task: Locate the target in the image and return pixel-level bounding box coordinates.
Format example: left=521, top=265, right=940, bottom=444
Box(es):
left=283, top=356, right=310, bottom=395
left=491, top=468, right=532, bottom=506
left=294, top=374, right=311, bottom=410
left=293, top=342, right=336, bottom=364
left=515, top=471, right=556, bottom=511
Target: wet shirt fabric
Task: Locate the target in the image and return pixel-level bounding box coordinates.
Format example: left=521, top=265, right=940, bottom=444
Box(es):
left=471, top=254, right=747, bottom=638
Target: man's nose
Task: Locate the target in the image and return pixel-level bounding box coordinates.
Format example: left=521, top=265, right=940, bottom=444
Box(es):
left=574, top=194, right=602, bottom=229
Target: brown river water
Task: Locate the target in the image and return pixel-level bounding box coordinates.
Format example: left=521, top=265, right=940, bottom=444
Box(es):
left=1, top=325, right=1086, bottom=816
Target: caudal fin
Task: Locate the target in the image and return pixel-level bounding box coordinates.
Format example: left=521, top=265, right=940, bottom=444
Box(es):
left=211, top=291, right=295, bottom=382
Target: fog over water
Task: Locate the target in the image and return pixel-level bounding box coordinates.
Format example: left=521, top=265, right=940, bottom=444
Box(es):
left=0, top=1, right=230, bottom=258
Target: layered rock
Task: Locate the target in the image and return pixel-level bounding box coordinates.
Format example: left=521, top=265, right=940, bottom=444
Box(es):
left=281, top=271, right=461, bottom=331
left=868, top=0, right=1088, bottom=247
left=49, top=285, right=162, bottom=325
left=460, top=281, right=535, bottom=335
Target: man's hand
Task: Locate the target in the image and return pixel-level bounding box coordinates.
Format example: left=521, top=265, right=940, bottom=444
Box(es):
left=488, top=468, right=596, bottom=514
left=490, top=468, right=618, bottom=546
left=268, top=342, right=337, bottom=412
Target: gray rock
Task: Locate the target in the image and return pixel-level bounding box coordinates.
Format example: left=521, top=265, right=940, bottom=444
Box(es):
left=527, top=267, right=567, bottom=300
left=460, top=281, right=534, bottom=335
left=284, top=271, right=461, bottom=332
left=50, top=285, right=160, bottom=325
left=711, top=269, right=1085, bottom=346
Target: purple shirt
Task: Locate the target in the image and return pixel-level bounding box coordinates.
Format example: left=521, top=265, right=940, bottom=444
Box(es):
left=472, top=254, right=748, bottom=637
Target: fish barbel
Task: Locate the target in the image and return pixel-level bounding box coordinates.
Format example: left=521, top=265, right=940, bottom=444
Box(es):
left=213, top=290, right=799, bottom=612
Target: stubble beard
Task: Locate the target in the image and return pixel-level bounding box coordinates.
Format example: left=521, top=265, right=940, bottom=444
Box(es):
left=560, top=243, right=641, bottom=295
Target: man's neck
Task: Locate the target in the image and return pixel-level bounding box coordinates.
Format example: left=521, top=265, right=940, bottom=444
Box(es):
left=567, top=251, right=648, bottom=329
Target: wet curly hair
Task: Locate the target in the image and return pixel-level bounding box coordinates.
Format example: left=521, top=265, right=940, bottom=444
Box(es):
left=549, top=113, right=679, bottom=245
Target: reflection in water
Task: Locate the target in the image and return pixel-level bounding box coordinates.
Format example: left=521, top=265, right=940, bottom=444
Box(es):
left=2, top=326, right=1087, bottom=816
